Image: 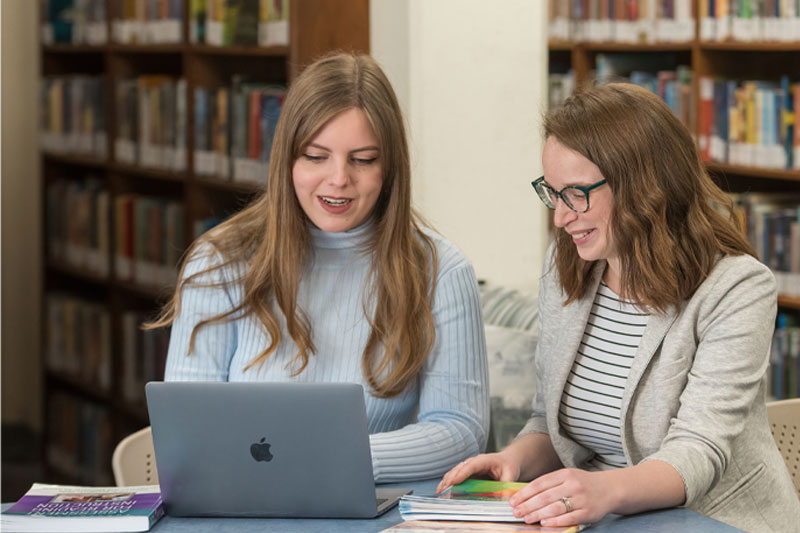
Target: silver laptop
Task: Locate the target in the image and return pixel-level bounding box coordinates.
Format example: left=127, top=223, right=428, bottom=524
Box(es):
left=145, top=381, right=411, bottom=518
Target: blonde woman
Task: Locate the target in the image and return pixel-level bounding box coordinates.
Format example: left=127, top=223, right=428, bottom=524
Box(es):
left=153, top=53, right=489, bottom=482
left=439, top=83, right=800, bottom=531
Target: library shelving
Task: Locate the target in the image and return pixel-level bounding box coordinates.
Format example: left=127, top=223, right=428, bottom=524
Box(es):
left=547, top=3, right=800, bottom=399
left=39, top=0, right=369, bottom=485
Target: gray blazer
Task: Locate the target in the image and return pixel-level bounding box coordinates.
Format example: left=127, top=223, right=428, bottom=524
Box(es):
left=519, top=248, right=800, bottom=532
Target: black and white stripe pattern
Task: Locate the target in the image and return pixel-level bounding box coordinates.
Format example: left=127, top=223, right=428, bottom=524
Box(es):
left=558, top=282, right=649, bottom=470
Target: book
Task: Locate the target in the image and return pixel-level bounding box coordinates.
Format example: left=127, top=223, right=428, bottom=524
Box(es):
left=381, top=519, right=583, bottom=532
left=399, top=479, right=531, bottom=522
left=1, top=483, right=163, bottom=532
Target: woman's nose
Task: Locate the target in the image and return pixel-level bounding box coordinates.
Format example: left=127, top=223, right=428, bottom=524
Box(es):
left=552, top=198, right=577, bottom=228
left=327, top=159, right=349, bottom=186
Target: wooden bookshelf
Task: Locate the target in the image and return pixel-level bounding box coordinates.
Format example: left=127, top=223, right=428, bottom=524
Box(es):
left=39, top=0, right=369, bottom=486
left=778, top=295, right=800, bottom=311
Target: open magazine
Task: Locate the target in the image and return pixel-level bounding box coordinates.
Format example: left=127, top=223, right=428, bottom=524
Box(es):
left=1, top=483, right=163, bottom=533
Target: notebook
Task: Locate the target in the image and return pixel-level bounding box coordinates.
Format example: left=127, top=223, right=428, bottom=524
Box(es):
left=145, top=381, right=411, bottom=518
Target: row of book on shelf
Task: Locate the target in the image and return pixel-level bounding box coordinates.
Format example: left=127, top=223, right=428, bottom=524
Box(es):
left=40, top=76, right=107, bottom=159
left=46, top=390, right=114, bottom=486
left=46, top=178, right=191, bottom=289
left=121, top=309, right=170, bottom=406
left=46, top=293, right=169, bottom=401
left=699, top=75, right=799, bottom=170
left=40, top=74, right=286, bottom=182
left=549, top=0, right=695, bottom=43
left=548, top=0, right=800, bottom=43
left=40, top=70, right=799, bottom=176
left=550, top=54, right=695, bottom=128
left=46, top=293, right=111, bottom=392
left=735, top=194, right=800, bottom=298
left=698, top=0, right=800, bottom=42
left=40, top=0, right=289, bottom=47
left=194, top=79, right=285, bottom=183
left=771, top=313, right=800, bottom=400
left=115, top=77, right=188, bottom=172
left=548, top=53, right=800, bottom=172
left=114, top=193, right=185, bottom=288
left=191, top=0, right=289, bottom=47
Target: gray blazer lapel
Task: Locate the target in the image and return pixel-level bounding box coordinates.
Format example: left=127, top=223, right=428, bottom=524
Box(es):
left=619, top=306, right=679, bottom=433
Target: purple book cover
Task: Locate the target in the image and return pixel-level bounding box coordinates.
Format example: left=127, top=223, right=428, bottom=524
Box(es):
left=5, top=485, right=162, bottom=522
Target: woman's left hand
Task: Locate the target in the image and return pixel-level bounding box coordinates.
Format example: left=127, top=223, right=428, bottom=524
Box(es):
left=507, top=468, right=618, bottom=527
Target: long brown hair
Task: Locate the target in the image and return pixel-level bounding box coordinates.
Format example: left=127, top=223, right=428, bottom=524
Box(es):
left=544, top=83, right=754, bottom=312
left=149, top=53, right=437, bottom=398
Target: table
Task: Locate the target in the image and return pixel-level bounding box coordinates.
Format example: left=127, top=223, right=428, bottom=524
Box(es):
left=2, top=480, right=743, bottom=532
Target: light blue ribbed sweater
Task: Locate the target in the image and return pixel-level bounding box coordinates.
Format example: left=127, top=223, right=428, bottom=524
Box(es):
left=164, top=221, right=489, bottom=482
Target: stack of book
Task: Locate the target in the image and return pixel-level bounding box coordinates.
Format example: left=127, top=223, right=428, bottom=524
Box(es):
left=1, top=483, right=163, bottom=532
left=399, top=479, right=527, bottom=522
left=390, top=479, right=583, bottom=532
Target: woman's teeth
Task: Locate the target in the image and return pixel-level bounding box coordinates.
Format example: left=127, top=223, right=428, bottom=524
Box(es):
left=321, top=196, right=350, bottom=206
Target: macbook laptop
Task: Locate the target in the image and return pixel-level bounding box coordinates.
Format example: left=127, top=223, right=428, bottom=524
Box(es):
left=145, top=381, right=411, bottom=518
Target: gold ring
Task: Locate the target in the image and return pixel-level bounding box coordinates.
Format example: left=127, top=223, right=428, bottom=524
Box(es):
left=561, top=496, right=572, bottom=513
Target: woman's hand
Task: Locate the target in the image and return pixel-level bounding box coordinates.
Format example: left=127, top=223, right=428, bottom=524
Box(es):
left=508, top=468, right=618, bottom=527
left=436, top=453, right=521, bottom=494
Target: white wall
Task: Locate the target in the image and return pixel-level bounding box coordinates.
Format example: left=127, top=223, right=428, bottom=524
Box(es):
left=371, top=1, right=550, bottom=292
left=1, top=0, right=43, bottom=429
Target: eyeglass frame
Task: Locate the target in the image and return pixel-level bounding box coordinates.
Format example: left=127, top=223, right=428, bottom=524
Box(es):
left=531, top=176, right=607, bottom=214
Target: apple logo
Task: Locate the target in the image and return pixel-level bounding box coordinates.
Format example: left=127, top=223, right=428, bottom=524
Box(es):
left=250, top=437, right=274, bottom=462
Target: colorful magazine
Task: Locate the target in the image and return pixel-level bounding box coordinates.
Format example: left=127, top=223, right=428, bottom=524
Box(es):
left=399, top=479, right=529, bottom=522
left=396, top=480, right=584, bottom=531
left=1, top=483, right=163, bottom=532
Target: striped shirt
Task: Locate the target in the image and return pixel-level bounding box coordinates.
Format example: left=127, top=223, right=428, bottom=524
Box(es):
left=558, top=282, right=649, bottom=470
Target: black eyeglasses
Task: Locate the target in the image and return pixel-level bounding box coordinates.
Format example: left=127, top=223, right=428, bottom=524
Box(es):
left=531, top=176, right=607, bottom=214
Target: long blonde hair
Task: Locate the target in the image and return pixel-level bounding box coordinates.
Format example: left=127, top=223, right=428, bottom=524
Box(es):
left=545, top=83, right=754, bottom=312
left=150, top=53, right=437, bottom=398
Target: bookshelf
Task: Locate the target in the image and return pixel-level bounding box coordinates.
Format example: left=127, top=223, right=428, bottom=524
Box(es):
left=39, top=0, right=369, bottom=485
left=547, top=3, right=800, bottom=400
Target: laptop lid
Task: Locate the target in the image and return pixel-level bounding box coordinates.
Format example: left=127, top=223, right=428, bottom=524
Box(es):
left=145, top=381, right=409, bottom=518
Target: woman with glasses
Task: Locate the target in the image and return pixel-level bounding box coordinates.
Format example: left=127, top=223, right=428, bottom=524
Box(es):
left=439, top=83, right=799, bottom=531
left=150, top=53, right=489, bottom=483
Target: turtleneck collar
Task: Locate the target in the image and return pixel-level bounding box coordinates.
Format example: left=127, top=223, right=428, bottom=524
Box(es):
left=309, top=218, right=375, bottom=250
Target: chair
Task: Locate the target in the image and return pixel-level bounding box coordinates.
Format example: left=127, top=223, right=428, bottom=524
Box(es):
left=766, top=398, right=800, bottom=500
left=111, top=426, right=159, bottom=486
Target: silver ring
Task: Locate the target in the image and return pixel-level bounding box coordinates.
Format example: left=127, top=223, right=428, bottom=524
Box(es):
left=561, top=496, right=572, bottom=513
